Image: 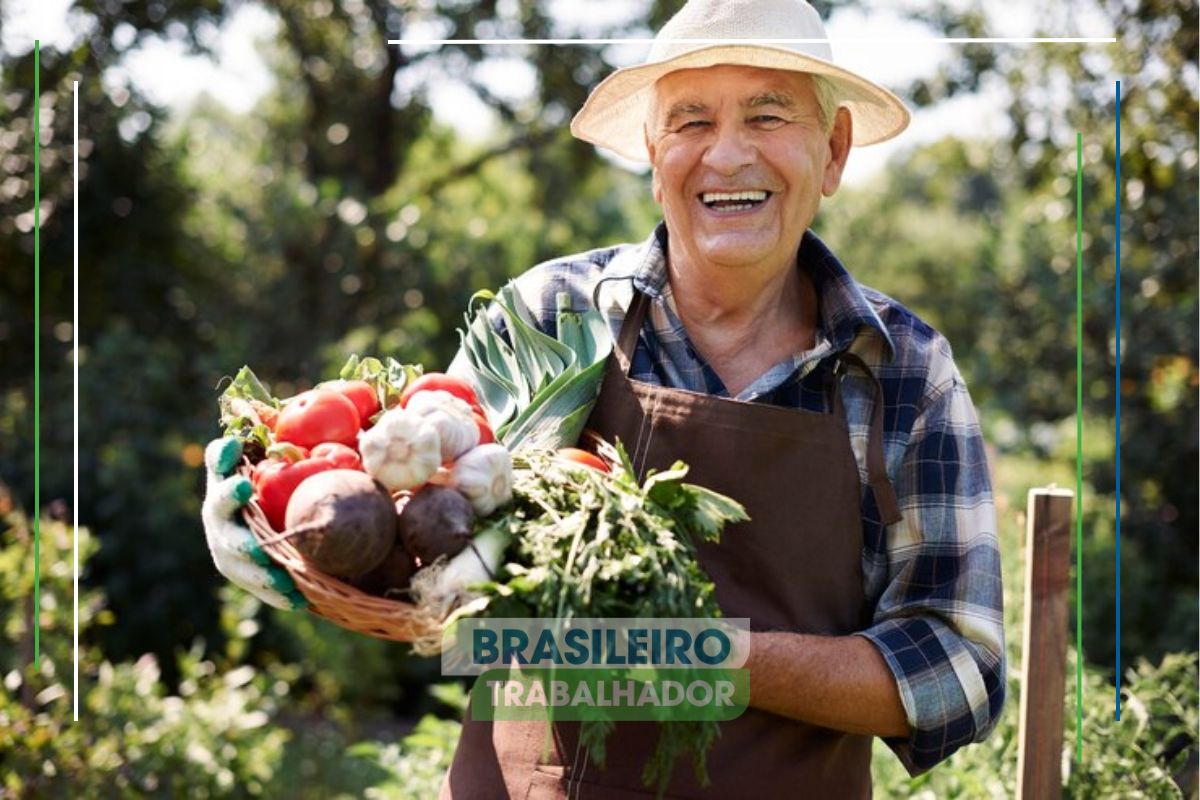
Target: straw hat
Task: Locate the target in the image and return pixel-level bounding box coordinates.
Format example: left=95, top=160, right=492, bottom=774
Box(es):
left=570, top=0, right=911, bottom=162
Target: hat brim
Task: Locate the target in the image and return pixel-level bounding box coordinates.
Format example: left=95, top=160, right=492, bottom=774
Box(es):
left=570, top=44, right=911, bottom=162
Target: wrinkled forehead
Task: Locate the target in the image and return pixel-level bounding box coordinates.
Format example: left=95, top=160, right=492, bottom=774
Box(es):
left=650, top=65, right=818, bottom=116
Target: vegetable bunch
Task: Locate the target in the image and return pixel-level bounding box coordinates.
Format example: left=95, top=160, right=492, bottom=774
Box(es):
left=450, top=278, right=750, bottom=792
left=218, top=356, right=516, bottom=597
left=428, top=445, right=749, bottom=796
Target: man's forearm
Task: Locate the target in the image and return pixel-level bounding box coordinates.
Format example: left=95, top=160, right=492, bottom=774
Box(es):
left=745, top=632, right=911, bottom=738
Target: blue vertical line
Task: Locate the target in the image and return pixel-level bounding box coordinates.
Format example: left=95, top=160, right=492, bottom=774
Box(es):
left=1114, top=80, right=1122, bottom=722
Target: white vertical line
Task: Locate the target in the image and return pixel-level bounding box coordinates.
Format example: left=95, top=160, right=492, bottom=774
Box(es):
left=72, top=79, right=79, bottom=723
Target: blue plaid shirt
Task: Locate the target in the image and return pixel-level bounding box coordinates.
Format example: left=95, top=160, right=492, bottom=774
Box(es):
left=470, top=223, right=1005, bottom=774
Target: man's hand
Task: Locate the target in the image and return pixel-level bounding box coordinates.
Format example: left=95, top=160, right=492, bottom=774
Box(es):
left=746, top=632, right=910, bottom=738
left=201, top=438, right=307, bottom=611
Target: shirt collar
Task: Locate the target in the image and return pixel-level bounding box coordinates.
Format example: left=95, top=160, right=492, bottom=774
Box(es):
left=798, top=228, right=897, bottom=361
left=610, top=222, right=896, bottom=361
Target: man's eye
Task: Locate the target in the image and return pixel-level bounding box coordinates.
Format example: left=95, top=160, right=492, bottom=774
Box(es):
left=678, top=120, right=711, bottom=130
left=751, top=115, right=786, bottom=127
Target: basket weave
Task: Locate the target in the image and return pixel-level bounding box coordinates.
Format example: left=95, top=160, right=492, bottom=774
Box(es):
left=237, top=430, right=616, bottom=649
left=239, top=469, right=441, bottom=646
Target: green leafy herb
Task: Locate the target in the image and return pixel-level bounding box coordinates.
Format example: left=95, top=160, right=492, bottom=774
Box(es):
left=334, top=354, right=423, bottom=414
left=217, top=366, right=280, bottom=457
left=464, top=443, right=750, bottom=796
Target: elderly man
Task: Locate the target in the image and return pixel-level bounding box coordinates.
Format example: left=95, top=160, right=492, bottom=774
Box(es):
left=441, top=1, right=1005, bottom=796
left=202, top=0, right=1005, bottom=796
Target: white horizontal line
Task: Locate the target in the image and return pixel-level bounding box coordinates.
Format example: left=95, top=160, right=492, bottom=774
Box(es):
left=387, top=37, right=1116, bottom=45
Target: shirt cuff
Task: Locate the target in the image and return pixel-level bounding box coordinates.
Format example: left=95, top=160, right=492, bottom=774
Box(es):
left=856, top=616, right=1002, bottom=775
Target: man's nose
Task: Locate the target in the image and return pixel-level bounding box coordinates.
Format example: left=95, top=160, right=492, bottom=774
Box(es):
left=701, top=122, right=756, bottom=175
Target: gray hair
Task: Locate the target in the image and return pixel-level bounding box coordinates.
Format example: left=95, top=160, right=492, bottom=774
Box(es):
left=644, top=72, right=842, bottom=136
left=810, top=74, right=840, bottom=133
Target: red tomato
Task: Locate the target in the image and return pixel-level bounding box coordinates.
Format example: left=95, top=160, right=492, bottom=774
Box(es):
left=325, top=380, right=381, bottom=428
left=251, top=442, right=364, bottom=530
left=252, top=457, right=336, bottom=531
left=310, top=442, right=363, bottom=470
left=555, top=448, right=610, bottom=473
left=473, top=412, right=495, bottom=445
left=400, top=373, right=480, bottom=410
left=275, top=389, right=360, bottom=449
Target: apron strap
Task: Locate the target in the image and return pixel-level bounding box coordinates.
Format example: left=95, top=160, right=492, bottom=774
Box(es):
left=608, top=284, right=650, bottom=376
left=604, top=284, right=902, bottom=526
left=831, top=352, right=903, bottom=526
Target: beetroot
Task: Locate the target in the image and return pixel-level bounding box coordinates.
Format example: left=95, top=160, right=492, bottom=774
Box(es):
left=398, top=485, right=475, bottom=564
left=285, top=469, right=396, bottom=578
left=349, top=542, right=420, bottom=598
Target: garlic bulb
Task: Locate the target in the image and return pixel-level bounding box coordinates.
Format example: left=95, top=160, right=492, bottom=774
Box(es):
left=359, top=407, right=442, bottom=491
left=445, top=443, right=513, bottom=516
left=405, top=390, right=480, bottom=462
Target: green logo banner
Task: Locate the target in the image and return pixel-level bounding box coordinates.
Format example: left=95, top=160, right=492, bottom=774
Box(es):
left=471, top=667, right=750, bottom=722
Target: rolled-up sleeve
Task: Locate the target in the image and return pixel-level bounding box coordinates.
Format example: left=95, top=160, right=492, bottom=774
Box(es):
left=856, top=367, right=1006, bottom=774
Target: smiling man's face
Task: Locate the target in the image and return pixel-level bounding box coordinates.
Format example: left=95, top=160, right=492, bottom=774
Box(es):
left=645, top=65, right=850, bottom=275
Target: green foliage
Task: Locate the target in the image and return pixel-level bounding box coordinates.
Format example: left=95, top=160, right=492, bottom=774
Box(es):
left=0, top=0, right=660, bottom=673
left=259, top=607, right=442, bottom=715
left=0, top=512, right=290, bottom=797
left=869, top=473, right=1198, bottom=799
left=871, top=652, right=1199, bottom=799
left=346, top=684, right=468, bottom=800
left=1068, top=653, right=1199, bottom=798
left=0, top=506, right=468, bottom=799
left=820, top=0, right=1198, bottom=668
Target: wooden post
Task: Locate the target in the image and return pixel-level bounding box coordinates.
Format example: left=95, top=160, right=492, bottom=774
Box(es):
left=1016, top=487, right=1075, bottom=800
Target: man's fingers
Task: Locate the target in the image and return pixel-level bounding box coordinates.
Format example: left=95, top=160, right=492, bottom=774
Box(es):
left=205, top=521, right=307, bottom=611
left=205, top=437, right=243, bottom=478
left=201, top=437, right=306, bottom=611
left=211, top=543, right=302, bottom=611
left=206, top=474, right=253, bottom=519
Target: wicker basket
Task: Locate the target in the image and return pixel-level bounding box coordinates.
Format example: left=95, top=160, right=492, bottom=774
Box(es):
left=239, top=473, right=441, bottom=646
left=238, top=429, right=615, bottom=649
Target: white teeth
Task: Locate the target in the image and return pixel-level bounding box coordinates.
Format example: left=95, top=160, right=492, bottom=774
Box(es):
left=701, top=190, right=768, bottom=203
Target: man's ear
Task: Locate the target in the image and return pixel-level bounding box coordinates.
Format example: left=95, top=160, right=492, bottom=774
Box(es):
left=821, top=107, right=852, bottom=197
left=645, top=126, right=663, bottom=204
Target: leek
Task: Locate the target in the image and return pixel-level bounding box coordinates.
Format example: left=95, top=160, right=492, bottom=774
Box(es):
left=458, top=284, right=612, bottom=451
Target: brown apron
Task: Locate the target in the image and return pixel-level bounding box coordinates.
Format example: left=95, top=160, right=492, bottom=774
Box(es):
left=442, top=289, right=901, bottom=799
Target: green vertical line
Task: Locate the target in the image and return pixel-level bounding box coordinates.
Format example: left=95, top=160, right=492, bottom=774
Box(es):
left=33, top=38, right=41, bottom=671
left=1075, top=131, right=1084, bottom=761
left=34, top=40, right=42, bottom=669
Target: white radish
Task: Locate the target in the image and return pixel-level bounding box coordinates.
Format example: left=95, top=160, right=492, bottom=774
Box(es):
left=411, top=524, right=510, bottom=618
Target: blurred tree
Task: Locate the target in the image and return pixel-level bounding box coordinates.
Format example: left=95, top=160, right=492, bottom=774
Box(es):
left=0, top=0, right=1192, bottom=696
left=0, top=0, right=661, bottom=683
left=0, top=1, right=246, bottom=676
